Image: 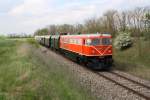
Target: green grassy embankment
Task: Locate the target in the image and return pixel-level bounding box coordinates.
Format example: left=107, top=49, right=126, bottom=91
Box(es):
left=0, top=38, right=95, bottom=100
left=114, top=39, right=150, bottom=80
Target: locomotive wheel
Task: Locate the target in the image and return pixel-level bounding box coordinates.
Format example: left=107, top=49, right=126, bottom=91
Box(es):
left=76, top=57, right=81, bottom=64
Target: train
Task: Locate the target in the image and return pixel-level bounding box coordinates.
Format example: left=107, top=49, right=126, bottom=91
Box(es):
left=35, top=33, right=113, bottom=70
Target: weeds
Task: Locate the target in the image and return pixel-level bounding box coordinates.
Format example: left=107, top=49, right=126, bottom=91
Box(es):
left=114, top=39, right=150, bottom=80
left=0, top=38, right=96, bottom=100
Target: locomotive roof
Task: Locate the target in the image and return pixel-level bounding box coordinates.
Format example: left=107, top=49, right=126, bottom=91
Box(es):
left=35, top=33, right=111, bottom=38
left=61, top=33, right=111, bottom=38
left=35, top=35, right=51, bottom=38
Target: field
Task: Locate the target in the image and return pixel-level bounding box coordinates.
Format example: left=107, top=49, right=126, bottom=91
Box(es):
left=0, top=37, right=149, bottom=100
left=114, top=39, right=150, bottom=80
left=0, top=38, right=95, bottom=100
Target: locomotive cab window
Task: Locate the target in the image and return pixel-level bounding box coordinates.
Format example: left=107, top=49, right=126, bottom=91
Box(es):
left=102, top=38, right=111, bottom=45
left=85, top=38, right=100, bottom=46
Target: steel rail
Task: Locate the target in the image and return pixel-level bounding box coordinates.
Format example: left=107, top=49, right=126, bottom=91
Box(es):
left=110, top=71, right=150, bottom=90
left=95, top=72, right=150, bottom=100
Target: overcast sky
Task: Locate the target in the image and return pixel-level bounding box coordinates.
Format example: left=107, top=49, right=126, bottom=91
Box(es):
left=0, top=0, right=149, bottom=35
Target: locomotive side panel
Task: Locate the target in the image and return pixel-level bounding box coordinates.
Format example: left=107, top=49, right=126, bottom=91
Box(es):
left=60, top=36, right=83, bottom=55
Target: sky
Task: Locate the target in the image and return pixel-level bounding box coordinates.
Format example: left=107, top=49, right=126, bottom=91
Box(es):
left=0, top=0, right=149, bottom=35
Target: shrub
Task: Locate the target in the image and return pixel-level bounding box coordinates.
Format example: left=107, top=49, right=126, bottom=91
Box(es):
left=114, top=32, right=133, bottom=50
left=143, top=32, right=150, bottom=41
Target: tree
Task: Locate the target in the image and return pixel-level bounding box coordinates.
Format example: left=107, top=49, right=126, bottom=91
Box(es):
left=145, top=12, right=150, bottom=32
left=57, top=24, right=75, bottom=33
left=84, top=18, right=98, bottom=33
left=34, top=28, right=48, bottom=35
left=74, top=24, right=84, bottom=33
left=143, top=12, right=150, bottom=40
left=103, top=10, right=117, bottom=37
left=115, top=11, right=127, bottom=32
left=48, top=25, right=57, bottom=35
left=34, top=6, right=149, bottom=39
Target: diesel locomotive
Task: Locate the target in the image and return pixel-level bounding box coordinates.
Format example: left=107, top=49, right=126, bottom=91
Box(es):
left=35, top=33, right=113, bottom=70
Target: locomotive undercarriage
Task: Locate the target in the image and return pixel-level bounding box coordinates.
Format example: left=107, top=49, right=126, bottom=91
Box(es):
left=60, top=49, right=113, bottom=70
left=84, top=56, right=113, bottom=70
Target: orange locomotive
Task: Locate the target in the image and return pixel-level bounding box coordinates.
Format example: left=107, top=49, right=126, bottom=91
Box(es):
left=60, top=33, right=113, bottom=69
left=35, top=33, right=113, bottom=70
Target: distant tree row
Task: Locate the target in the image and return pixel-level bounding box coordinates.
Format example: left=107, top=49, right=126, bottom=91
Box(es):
left=34, top=6, right=150, bottom=38
left=8, top=33, right=33, bottom=38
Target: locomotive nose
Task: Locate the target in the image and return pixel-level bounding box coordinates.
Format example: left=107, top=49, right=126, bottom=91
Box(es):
left=103, top=46, right=112, bottom=55
left=90, top=46, right=112, bottom=56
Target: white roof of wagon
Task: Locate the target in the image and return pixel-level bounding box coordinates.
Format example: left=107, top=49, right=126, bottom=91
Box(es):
left=62, top=33, right=111, bottom=38
left=35, top=35, right=51, bottom=38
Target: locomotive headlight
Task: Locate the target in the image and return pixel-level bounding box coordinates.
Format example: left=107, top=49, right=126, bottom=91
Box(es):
left=108, top=50, right=111, bottom=53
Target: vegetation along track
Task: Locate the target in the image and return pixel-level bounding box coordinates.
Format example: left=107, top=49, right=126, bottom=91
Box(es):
left=95, top=71, right=150, bottom=100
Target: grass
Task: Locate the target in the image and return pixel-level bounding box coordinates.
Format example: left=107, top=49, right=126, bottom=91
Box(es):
left=114, top=38, right=150, bottom=80
left=0, top=38, right=96, bottom=100
left=26, top=38, right=40, bottom=48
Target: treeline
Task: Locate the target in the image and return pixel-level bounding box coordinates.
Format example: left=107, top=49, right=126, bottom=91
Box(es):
left=8, top=33, right=33, bottom=38
left=34, top=6, right=150, bottom=38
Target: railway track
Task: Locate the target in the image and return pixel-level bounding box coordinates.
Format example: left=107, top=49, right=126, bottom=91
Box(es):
left=110, top=71, right=150, bottom=90
left=95, top=71, right=150, bottom=100
left=42, top=47, right=150, bottom=100
left=55, top=50, right=150, bottom=99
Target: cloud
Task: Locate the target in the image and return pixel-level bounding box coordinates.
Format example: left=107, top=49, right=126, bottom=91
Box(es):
left=8, top=0, right=101, bottom=30
left=0, top=0, right=149, bottom=34
left=9, top=0, right=53, bottom=16
left=19, top=4, right=98, bottom=32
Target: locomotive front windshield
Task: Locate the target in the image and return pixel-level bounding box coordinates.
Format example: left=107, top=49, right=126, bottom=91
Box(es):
left=102, top=38, right=111, bottom=45
left=85, top=38, right=111, bottom=46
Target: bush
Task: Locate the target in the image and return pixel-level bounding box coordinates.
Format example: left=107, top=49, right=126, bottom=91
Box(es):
left=114, top=32, right=133, bottom=50
left=143, top=32, right=150, bottom=41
